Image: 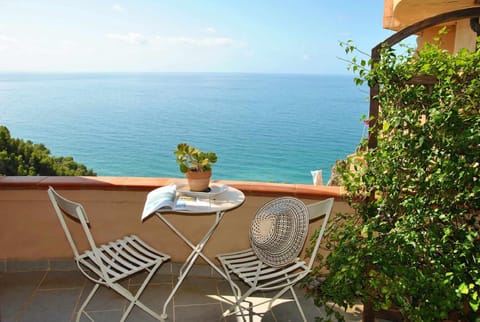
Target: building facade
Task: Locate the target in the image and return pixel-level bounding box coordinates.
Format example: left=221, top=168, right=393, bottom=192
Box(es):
left=383, top=0, right=480, bottom=52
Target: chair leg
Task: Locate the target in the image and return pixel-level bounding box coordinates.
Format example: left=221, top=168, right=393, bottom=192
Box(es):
left=114, top=285, right=165, bottom=322
left=266, top=286, right=289, bottom=311
left=116, top=262, right=164, bottom=322
left=224, top=280, right=244, bottom=313
left=76, top=283, right=100, bottom=322
left=225, top=285, right=307, bottom=322
left=264, top=285, right=307, bottom=322
left=289, top=285, right=307, bottom=322
left=219, top=266, right=251, bottom=321
left=223, top=286, right=259, bottom=321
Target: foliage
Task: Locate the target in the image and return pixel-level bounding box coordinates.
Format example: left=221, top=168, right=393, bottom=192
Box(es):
left=305, top=38, right=480, bottom=321
left=0, top=125, right=96, bottom=176
left=174, top=142, right=217, bottom=173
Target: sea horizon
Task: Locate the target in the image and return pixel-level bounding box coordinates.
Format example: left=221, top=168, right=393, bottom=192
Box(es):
left=0, top=72, right=368, bottom=184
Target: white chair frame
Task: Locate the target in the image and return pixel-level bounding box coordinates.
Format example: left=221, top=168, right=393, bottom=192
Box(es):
left=48, top=186, right=170, bottom=322
left=217, top=197, right=334, bottom=322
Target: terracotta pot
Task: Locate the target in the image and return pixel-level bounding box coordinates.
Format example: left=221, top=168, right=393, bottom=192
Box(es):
left=185, top=170, right=212, bottom=192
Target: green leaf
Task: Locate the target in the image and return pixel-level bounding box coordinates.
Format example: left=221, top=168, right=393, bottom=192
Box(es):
left=459, top=283, right=469, bottom=295
left=382, top=121, right=390, bottom=131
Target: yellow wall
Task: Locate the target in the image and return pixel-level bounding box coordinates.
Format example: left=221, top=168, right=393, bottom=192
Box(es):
left=416, top=25, right=457, bottom=53
left=384, top=0, right=478, bottom=53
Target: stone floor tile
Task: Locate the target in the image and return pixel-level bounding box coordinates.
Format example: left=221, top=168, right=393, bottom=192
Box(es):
left=6, top=260, right=49, bottom=272
left=77, top=282, right=127, bottom=312
left=223, top=309, right=276, bottom=322
left=173, top=276, right=221, bottom=306
left=126, top=308, right=164, bottom=322
left=271, top=299, right=313, bottom=322
left=174, top=303, right=224, bottom=322
left=128, top=283, right=174, bottom=321
left=0, top=267, right=368, bottom=321
left=17, top=288, right=80, bottom=322
left=129, top=270, right=173, bottom=285
left=0, top=271, right=46, bottom=321
left=39, top=270, right=86, bottom=289
left=49, top=258, right=78, bottom=271
left=211, top=291, right=278, bottom=322
left=257, top=286, right=326, bottom=322
left=183, top=263, right=213, bottom=277
left=216, top=278, right=250, bottom=295
left=78, top=309, right=124, bottom=322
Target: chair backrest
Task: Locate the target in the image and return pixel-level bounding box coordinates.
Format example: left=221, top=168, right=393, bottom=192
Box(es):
left=48, top=186, right=97, bottom=260
left=305, top=197, right=334, bottom=269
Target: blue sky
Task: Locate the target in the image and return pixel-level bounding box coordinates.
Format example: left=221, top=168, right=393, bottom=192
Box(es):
left=0, top=1, right=394, bottom=74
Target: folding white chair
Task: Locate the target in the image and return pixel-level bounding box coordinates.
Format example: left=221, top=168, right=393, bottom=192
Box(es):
left=217, top=197, right=334, bottom=322
left=48, top=186, right=170, bottom=322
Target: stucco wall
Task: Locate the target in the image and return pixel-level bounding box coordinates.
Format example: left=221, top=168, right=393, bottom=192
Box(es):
left=0, top=179, right=350, bottom=264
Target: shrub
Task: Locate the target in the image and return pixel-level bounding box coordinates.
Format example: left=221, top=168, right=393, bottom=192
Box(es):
left=306, top=38, right=480, bottom=321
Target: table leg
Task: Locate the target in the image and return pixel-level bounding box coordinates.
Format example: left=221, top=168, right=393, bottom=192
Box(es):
left=156, top=211, right=227, bottom=320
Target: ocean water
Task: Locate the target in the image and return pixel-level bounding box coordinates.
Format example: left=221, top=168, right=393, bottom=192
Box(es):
left=0, top=73, right=368, bottom=184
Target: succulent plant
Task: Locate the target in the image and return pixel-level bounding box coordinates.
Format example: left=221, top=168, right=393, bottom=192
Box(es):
left=174, top=143, right=217, bottom=173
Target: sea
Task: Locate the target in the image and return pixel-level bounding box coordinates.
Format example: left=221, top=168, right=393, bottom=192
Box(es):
left=0, top=72, right=369, bottom=184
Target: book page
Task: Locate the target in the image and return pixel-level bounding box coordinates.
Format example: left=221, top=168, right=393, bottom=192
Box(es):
left=141, top=184, right=176, bottom=220
left=174, top=196, right=211, bottom=212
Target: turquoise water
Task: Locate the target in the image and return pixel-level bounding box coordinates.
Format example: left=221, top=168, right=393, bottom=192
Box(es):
left=0, top=73, right=368, bottom=184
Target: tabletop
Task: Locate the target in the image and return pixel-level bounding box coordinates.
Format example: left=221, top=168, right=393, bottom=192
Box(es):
left=158, top=184, right=245, bottom=215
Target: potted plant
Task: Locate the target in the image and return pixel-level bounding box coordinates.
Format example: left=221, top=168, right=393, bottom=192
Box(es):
left=174, top=143, right=218, bottom=192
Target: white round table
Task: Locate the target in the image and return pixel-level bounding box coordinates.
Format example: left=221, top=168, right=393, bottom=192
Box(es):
left=154, top=184, right=245, bottom=320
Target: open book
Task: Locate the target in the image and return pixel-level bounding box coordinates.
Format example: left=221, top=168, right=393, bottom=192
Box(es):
left=141, top=184, right=211, bottom=220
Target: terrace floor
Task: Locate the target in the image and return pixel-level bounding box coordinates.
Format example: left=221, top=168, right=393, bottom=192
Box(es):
left=0, top=266, right=368, bottom=322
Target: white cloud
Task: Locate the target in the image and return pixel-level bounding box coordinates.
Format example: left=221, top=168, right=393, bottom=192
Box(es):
left=59, top=40, right=78, bottom=53
left=0, top=34, right=17, bottom=51
left=113, top=4, right=126, bottom=12
left=0, top=34, right=17, bottom=44
left=156, top=36, right=245, bottom=48
left=205, top=27, right=216, bottom=34
left=62, top=40, right=76, bottom=47
left=106, top=32, right=148, bottom=45
left=105, top=31, right=246, bottom=49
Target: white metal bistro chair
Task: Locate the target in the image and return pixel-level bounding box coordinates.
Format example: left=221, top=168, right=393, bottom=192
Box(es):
left=217, top=196, right=334, bottom=322
left=48, top=186, right=170, bottom=322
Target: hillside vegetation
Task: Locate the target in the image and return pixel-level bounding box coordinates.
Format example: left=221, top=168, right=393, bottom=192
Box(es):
left=0, top=125, right=96, bottom=176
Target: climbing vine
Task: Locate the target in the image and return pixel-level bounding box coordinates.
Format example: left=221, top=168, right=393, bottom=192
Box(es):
left=306, top=37, right=480, bottom=321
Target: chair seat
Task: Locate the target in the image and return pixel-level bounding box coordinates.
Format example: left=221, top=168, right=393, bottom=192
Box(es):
left=78, top=235, right=169, bottom=283
left=217, top=248, right=309, bottom=291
